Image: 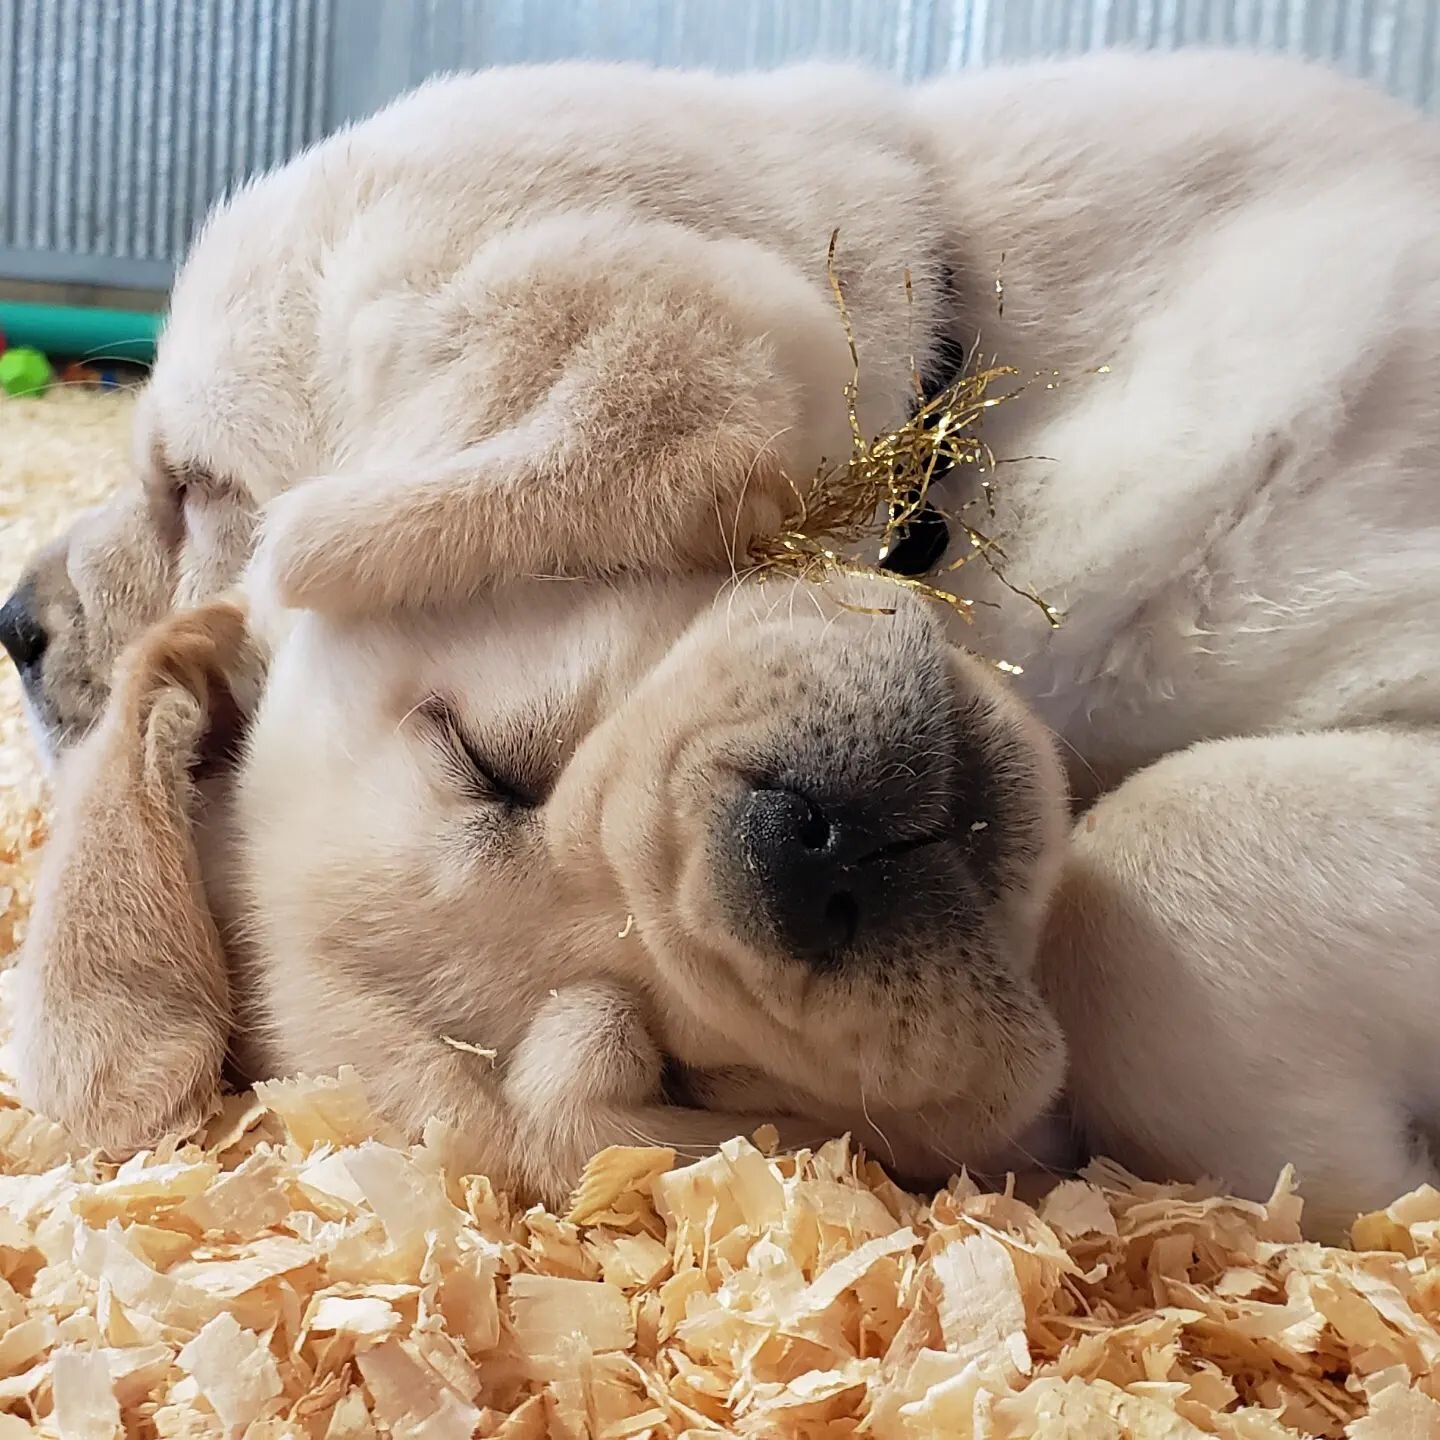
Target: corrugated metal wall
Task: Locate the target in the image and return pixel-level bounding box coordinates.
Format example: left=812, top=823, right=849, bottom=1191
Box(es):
left=328, top=0, right=1440, bottom=113
left=3, top=0, right=1438, bottom=291
left=0, top=0, right=331, bottom=289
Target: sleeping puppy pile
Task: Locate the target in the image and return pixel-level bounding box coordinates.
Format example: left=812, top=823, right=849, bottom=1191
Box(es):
left=4, top=49, right=1440, bottom=1253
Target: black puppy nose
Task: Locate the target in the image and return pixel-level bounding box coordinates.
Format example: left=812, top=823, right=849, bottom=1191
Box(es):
left=730, top=786, right=895, bottom=962
left=0, top=587, right=46, bottom=672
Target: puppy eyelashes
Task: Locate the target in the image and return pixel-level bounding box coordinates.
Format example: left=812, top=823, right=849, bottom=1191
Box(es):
left=419, top=697, right=547, bottom=811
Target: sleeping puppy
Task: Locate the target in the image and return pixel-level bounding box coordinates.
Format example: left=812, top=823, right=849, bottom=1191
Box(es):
left=12, top=578, right=1069, bottom=1207
left=10, top=48, right=1440, bottom=1230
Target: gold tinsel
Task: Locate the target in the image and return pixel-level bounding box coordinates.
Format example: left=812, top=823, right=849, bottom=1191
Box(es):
left=747, top=234, right=1063, bottom=668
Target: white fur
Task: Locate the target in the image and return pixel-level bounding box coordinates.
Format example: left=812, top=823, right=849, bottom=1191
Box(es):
left=910, top=53, right=1440, bottom=787
left=1043, top=728, right=1440, bottom=1241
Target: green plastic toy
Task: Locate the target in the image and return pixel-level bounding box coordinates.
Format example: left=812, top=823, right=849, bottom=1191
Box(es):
left=0, top=346, right=54, bottom=397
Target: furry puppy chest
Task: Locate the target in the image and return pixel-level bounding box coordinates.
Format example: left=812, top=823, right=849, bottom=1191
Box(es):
left=13, top=579, right=1067, bottom=1207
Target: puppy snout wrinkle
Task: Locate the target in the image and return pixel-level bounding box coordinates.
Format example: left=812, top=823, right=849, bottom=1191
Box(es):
left=0, top=587, right=47, bottom=674
left=730, top=784, right=913, bottom=963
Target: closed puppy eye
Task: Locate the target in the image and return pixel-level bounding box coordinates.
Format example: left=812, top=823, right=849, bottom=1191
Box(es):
left=419, top=698, right=546, bottom=810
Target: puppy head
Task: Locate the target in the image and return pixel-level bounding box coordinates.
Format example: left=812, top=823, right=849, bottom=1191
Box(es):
left=242, top=575, right=1069, bottom=1181
left=0, top=397, right=259, bottom=758
left=0, top=157, right=313, bottom=758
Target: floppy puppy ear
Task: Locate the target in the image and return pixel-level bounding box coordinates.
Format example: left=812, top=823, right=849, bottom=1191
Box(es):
left=246, top=216, right=859, bottom=617
left=11, top=599, right=261, bottom=1155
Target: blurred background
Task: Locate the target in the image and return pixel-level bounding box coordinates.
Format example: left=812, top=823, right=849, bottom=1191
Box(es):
left=0, top=0, right=1436, bottom=311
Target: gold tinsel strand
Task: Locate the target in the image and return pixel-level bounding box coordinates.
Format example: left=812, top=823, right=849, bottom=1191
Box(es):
left=747, top=233, right=1064, bottom=670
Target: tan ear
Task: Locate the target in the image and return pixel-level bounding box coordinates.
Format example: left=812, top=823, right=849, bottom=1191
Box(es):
left=245, top=219, right=856, bottom=617
left=11, top=600, right=261, bottom=1155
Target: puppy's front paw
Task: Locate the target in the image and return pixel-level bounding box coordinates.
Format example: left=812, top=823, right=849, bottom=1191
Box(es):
left=124, top=598, right=251, bottom=691
left=109, top=600, right=258, bottom=788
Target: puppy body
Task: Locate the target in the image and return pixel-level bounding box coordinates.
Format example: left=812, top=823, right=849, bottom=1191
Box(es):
left=1043, top=728, right=1440, bottom=1242
left=24, top=49, right=1434, bottom=761
left=9, top=52, right=1440, bottom=1223
left=911, top=53, right=1440, bottom=789
left=21, top=52, right=1440, bottom=775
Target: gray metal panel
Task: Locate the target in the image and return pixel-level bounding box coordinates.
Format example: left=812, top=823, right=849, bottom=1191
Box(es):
left=0, top=0, right=332, bottom=290
left=2, top=0, right=1438, bottom=291
left=326, top=0, right=1440, bottom=120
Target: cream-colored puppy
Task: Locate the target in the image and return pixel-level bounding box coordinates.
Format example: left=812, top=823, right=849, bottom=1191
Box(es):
left=7, top=49, right=1440, bottom=1230
left=13, top=579, right=1069, bottom=1208
left=11, top=48, right=1438, bottom=768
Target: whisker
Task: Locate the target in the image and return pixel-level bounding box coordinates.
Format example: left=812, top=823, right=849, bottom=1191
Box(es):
left=858, top=1081, right=898, bottom=1169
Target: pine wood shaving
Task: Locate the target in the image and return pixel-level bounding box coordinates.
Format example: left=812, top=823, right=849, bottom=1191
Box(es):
left=4, top=392, right=1440, bottom=1435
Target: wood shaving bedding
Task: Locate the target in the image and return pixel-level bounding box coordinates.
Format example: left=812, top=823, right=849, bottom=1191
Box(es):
left=2, top=392, right=1439, bottom=1438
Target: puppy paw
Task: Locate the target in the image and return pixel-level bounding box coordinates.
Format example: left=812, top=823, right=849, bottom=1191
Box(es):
left=110, top=600, right=251, bottom=717
left=107, top=600, right=259, bottom=788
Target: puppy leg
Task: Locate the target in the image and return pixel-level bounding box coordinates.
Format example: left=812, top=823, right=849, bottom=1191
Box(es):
left=1042, top=729, right=1440, bottom=1243
left=504, top=985, right=831, bottom=1207
left=248, top=942, right=541, bottom=1192
left=12, top=602, right=259, bottom=1154
left=258, top=980, right=814, bottom=1208
left=248, top=218, right=862, bottom=617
